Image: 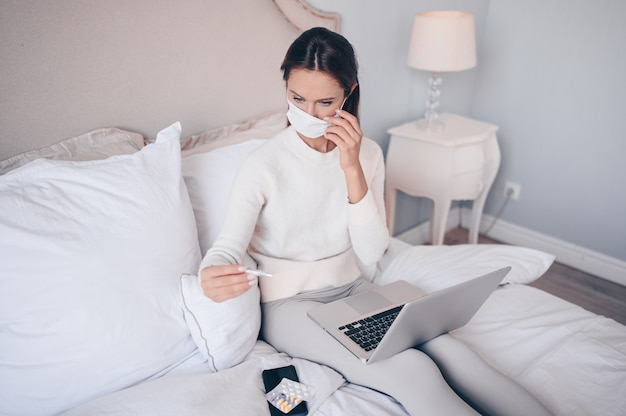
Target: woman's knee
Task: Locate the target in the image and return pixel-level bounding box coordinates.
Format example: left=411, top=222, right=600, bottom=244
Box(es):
left=362, top=349, right=479, bottom=415
left=364, top=348, right=451, bottom=393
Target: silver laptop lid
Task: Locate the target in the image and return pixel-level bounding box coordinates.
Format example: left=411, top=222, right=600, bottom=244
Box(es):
left=308, top=267, right=510, bottom=364
left=367, top=266, right=509, bottom=364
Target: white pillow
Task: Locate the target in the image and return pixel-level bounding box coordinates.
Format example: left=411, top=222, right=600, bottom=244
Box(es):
left=376, top=243, right=555, bottom=292
left=0, top=123, right=204, bottom=415
left=183, top=139, right=265, bottom=253
left=180, top=274, right=261, bottom=372
left=0, top=127, right=144, bottom=175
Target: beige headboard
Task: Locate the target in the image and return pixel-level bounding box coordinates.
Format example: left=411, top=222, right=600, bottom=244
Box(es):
left=0, top=0, right=339, bottom=161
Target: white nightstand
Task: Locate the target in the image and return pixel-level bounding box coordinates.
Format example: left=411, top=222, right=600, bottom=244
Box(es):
left=385, top=113, right=500, bottom=245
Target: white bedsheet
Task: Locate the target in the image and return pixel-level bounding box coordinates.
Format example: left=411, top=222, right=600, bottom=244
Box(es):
left=63, top=340, right=408, bottom=415
left=377, top=241, right=626, bottom=416
left=62, top=358, right=269, bottom=416
left=452, top=285, right=626, bottom=416
left=63, top=241, right=626, bottom=416
left=63, top=289, right=626, bottom=416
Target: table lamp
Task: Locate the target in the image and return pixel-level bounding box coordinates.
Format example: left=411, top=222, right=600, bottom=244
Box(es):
left=407, top=11, right=476, bottom=130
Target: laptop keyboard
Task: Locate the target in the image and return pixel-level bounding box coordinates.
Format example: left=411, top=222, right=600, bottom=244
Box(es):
left=338, top=306, right=403, bottom=351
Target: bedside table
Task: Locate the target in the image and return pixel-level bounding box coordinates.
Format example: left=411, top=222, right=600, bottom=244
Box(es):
left=385, top=113, right=500, bottom=245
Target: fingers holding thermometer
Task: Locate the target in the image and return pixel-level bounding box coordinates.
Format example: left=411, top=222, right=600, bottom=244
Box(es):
left=200, top=264, right=272, bottom=303
left=245, top=269, right=273, bottom=278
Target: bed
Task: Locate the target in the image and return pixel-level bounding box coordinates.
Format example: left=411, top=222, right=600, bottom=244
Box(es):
left=1, top=1, right=625, bottom=415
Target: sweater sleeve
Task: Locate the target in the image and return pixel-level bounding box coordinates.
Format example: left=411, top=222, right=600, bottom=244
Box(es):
left=347, top=141, right=390, bottom=266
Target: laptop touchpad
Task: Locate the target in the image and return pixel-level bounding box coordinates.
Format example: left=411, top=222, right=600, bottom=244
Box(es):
left=344, top=292, right=392, bottom=315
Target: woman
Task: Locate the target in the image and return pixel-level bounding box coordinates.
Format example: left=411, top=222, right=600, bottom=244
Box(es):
left=199, top=27, right=550, bottom=415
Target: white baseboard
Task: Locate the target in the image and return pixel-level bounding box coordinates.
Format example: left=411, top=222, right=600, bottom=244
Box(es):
left=396, top=207, right=626, bottom=287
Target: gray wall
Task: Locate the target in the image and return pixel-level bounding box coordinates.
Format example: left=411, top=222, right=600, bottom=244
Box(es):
left=310, top=0, right=626, bottom=263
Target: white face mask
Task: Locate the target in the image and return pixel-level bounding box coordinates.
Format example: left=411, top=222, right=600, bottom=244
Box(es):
left=286, top=100, right=331, bottom=139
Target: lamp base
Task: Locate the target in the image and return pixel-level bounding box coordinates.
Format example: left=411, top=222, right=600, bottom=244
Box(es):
left=416, top=117, right=445, bottom=132
left=416, top=71, right=445, bottom=132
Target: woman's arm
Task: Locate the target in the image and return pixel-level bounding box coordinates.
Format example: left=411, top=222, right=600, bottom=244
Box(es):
left=325, top=110, right=389, bottom=264
left=347, top=149, right=389, bottom=265
left=324, top=109, right=368, bottom=204
left=198, top=160, right=264, bottom=302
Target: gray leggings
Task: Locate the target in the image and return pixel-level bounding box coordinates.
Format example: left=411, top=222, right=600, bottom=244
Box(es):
left=261, top=279, right=552, bottom=416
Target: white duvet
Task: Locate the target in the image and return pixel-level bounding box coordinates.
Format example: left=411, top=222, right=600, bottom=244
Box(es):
left=63, top=285, right=626, bottom=416
left=452, top=285, right=626, bottom=416
left=64, top=243, right=626, bottom=416
left=380, top=242, right=626, bottom=416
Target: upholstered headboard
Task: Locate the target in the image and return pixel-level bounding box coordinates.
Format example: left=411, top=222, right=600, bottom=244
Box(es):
left=0, top=0, right=339, bottom=161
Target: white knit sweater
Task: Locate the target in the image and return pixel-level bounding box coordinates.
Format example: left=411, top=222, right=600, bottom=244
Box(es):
left=199, top=126, right=389, bottom=302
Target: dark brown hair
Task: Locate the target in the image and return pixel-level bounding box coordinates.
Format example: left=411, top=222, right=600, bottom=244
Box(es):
left=281, top=27, right=360, bottom=118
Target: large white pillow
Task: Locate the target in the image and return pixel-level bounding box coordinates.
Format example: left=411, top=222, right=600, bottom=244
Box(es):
left=376, top=243, right=555, bottom=292
left=0, top=123, right=204, bottom=415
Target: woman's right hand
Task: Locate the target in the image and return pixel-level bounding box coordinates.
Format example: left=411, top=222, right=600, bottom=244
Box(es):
left=200, top=264, right=256, bottom=303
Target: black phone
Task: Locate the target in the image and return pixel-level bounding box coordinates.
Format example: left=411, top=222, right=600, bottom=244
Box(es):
left=262, top=365, right=308, bottom=416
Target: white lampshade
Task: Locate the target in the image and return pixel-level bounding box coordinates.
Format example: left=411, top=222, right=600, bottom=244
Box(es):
left=407, top=11, right=476, bottom=72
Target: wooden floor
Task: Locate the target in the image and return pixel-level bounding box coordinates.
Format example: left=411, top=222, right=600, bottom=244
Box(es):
left=444, top=228, right=626, bottom=325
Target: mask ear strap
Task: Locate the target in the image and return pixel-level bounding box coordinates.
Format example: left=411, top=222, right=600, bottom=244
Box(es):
left=341, top=83, right=357, bottom=110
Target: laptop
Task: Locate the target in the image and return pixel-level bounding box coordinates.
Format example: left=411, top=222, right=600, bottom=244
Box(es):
left=307, top=267, right=510, bottom=364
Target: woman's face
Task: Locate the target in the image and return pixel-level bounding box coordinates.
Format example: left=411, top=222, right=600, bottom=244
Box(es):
left=286, top=68, right=345, bottom=120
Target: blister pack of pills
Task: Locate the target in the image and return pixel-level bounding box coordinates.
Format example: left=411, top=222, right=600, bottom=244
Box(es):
left=265, top=377, right=315, bottom=414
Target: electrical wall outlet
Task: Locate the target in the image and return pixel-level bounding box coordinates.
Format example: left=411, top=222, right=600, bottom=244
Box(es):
left=504, top=181, right=521, bottom=200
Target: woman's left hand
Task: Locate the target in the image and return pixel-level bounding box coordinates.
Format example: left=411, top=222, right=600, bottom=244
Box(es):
left=324, top=109, right=368, bottom=203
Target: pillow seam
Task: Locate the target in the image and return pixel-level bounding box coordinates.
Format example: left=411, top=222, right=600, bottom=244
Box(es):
left=180, top=274, right=218, bottom=372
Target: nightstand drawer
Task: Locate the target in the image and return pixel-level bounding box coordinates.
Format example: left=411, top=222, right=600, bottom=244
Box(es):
left=450, top=171, right=484, bottom=198
left=451, top=145, right=484, bottom=174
